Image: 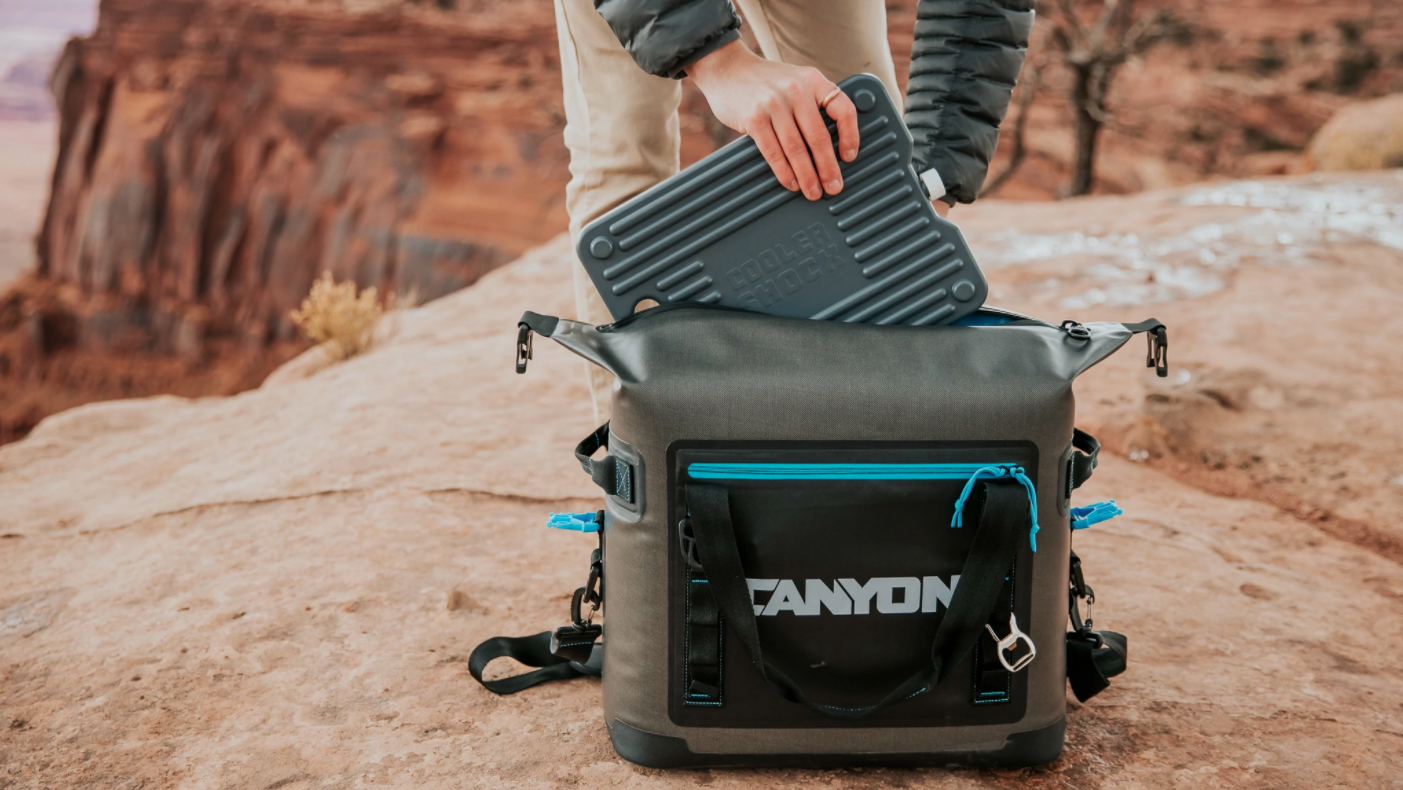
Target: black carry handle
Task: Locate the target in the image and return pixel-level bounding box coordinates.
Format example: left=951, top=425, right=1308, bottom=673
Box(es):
left=573, top=423, right=635, bottom=503
left=1069, top=427, right=1101, bottom=493
left=686, top=479, right=1030, bottom=720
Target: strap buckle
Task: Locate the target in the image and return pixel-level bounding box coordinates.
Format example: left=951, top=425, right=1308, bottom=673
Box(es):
left=1146, top=324, right=1168, bottom=377
left=1069, top=551, right=1097, bottom=634
left=677, top=515, right=704, bottom=571
left=570, top=546, right=604, bottom=627
left=516, top=323, right=533, bottom=374
left=549, top=621, right=602, bottom=664
left=985, top=613, right=1037, bottom=673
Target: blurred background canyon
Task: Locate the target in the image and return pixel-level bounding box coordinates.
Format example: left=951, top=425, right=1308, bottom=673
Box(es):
left=3, top=3, right=1403, bottom=785
left=0, top=0, right=1401, bottom=444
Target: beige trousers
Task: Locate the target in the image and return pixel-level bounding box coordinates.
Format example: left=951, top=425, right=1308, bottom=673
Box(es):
left=553, top=0, right=899, bottom=423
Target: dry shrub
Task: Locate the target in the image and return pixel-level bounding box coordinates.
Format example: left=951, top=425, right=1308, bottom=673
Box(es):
left=289, top=272, right=383, bottom=360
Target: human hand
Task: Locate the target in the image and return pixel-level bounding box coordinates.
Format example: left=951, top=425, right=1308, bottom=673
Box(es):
left=688, top=40, right=859, bottom=201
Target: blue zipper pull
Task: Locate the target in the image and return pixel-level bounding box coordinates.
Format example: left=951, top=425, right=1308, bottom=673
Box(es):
left=1071, top=500, right=1122, bottom=530
left=547, top=512, right=602, bottom=533
left=951, top=465, right=1040, bottom=552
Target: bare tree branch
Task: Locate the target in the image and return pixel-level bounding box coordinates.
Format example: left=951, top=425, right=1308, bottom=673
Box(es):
left=1037, top=0, right=1172, bottom=196
left=1054, top=0, right=1089, bottom=48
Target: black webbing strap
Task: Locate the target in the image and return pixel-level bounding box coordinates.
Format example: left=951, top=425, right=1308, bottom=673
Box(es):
left=1065, top=549, right=1128, bottom=701
left=468, top=631, right=601, bottom=695
left=971, top=565, right=1016, bottom=705
left=684, top=575, right=723, bottom=704
left=574, top=423, right=634, bottom=503
left=1066, top=630, right=1128, bottom=702
left=685, top=479, right=1029, bottom=720
left=1069, top=427, right=1101, bottom=492
left=1122, top=319, right=1169, bottom=378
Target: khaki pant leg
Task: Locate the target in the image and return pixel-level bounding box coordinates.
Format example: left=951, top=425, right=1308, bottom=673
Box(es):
left=554, top=0, right=682, bottom=424
left=733, top=0, right=901, bottom=113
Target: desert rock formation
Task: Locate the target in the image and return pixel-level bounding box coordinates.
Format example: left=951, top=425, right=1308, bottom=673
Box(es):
left=6, top=0, right=1401, bottom=446
left=1307, top=92, right=1403, bottom=172
left=3, top=173, right=1402, bottom=787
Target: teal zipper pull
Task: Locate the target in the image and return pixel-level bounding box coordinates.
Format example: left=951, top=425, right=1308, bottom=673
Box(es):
left=951, top=465, right=1040, bottom=552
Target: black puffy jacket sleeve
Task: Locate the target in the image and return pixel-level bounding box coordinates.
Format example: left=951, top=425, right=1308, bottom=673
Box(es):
left=905, top=0, right=1034, bottom=203
left=594, top=0, right=742, bottom=79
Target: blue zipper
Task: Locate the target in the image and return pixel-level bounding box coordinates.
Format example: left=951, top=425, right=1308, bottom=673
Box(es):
left=685, top=461, right=1041, bottom=552
left=686, top=462, right=1007, bottom=480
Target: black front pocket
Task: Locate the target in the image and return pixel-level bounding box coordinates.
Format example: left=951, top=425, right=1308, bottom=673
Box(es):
left=668, top=442, right=1039, bottom=729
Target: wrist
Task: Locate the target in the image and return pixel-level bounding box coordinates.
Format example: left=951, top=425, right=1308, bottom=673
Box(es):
left=688, top=39, right=755, bottom=84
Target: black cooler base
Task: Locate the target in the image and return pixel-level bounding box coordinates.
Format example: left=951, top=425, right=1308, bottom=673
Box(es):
left=607, top=716, right=1066, bottom=769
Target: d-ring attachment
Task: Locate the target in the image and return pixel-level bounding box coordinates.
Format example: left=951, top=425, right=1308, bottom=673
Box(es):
left=985, top=613, right=1037, bottom=673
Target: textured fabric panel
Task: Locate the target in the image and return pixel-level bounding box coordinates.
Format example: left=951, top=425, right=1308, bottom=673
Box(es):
left=905, top=0, right=1034, bottom=203
left=568, top=310, right=1133, bottom=754
left=594, top=0, right=743, bottom=78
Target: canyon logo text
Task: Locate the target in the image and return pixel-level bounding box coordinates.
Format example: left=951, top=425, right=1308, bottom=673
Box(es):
left=746, top=575, right=959, bottom=616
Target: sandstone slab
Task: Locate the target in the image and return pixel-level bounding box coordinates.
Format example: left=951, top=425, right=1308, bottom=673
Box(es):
left=3, top=179, right=1403, bottom=787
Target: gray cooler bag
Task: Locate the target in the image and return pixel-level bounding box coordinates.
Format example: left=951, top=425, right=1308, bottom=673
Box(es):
left=471, top=303, right=1168, bottom=768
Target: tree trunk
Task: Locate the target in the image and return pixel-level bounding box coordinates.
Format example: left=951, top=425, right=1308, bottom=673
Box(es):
left=1068, top=65, right=1101, bottom=197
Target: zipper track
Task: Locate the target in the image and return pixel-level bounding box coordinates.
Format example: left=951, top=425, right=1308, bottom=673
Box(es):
left=686, top=462, right=1017, bottom=481
left=597, top=302, right=1052, bottom=333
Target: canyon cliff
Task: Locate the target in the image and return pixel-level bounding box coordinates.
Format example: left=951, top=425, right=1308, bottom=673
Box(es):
left=3, top=0, right=1400, bottom=443
left=39, top=0, right=564, bottom=350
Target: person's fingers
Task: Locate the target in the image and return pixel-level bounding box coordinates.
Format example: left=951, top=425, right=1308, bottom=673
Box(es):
left=821, top=89, right=861, bottom=163
left=747, top=116, right=798, bottom=192
left=771, top=110, right=821, bottom=200
left=794, top=96, right=843, bottom=196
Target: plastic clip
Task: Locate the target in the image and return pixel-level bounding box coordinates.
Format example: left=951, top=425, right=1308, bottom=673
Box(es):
left=985, top=613, right=1037, bottom=673
left=1071, top=500, right=1122, bottom=530
left=547, top=512, right=602, bottom=533
left=1147, top=325, right=1168, bottom=378
left=516, top=323, right=533, bottom=374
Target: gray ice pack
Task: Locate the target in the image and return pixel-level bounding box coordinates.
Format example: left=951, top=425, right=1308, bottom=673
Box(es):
left=575, top=73, right=989, bottom=326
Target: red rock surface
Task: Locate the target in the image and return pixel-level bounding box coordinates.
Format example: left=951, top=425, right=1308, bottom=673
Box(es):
left=3, top=174, right=1403, bottom=784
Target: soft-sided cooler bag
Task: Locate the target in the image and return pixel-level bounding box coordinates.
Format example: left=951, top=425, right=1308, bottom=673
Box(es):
left=471, top=304, right=1167, bottom=768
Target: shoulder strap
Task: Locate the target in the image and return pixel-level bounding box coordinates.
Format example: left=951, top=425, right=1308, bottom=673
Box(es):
left=686, top=479, right=1029, bottom=719
left=1065, top=549, right=1128, bottom=700
left=1066, top=630, right=1128, bottom=702
left=468, top=632, right=601, bottom=695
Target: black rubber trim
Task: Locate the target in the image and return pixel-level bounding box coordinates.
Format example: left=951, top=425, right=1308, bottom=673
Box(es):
left=606, top=716, right=1065, bottom=769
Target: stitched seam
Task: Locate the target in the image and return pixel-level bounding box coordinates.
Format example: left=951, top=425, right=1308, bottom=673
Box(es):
left=683, top=566, right=692, bottom=703
left=973, top=562, right=1016, bottom=705
left=683, top=575, right=723, bottom=706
